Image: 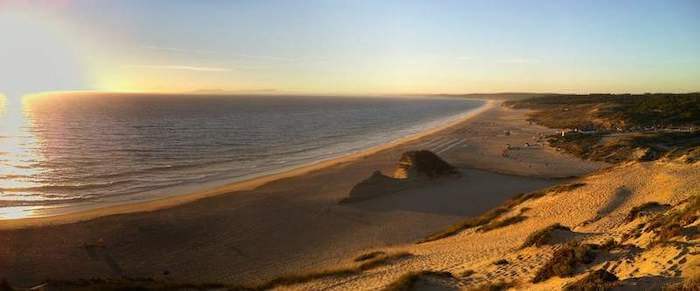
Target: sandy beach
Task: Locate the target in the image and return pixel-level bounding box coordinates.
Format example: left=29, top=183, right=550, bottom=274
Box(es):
left=0, top=100, right=607, bottom=287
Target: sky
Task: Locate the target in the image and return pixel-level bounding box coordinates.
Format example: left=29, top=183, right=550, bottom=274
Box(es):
left=0, top=0, right=699, bottom=97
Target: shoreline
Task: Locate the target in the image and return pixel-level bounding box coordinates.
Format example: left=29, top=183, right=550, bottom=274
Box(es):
left=0, top=99, right=496, bottom=230
left=0, top=98, right=607, bottom=286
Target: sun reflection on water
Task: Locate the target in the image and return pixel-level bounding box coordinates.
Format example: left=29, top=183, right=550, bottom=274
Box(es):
left=0, top=95, right=45, bottom=219
left=0, top=206, right=37, bottom=219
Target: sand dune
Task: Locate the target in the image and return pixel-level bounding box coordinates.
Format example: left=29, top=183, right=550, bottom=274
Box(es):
left=290, top=158, right=698, bottom=290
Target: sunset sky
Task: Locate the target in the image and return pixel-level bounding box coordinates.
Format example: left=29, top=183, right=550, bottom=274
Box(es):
left=1, top=0, right=699, bottom=97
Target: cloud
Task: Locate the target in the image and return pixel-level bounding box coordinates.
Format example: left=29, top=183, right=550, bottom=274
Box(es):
left=141, top=45, right=295, bottom=62
left=495, top=58, right=541, bottom=64
left=122, top=65, right=231, bottom=72
left=456, top=56, right=474, bottom=61
left=142, top=45, right=216, bottom=55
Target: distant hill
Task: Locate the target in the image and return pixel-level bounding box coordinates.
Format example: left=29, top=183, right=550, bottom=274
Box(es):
left=433, top=92, right=558, bottom=101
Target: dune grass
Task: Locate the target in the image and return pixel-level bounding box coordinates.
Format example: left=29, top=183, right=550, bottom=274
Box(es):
left=520, top=223, right=572, bottom=249
left=507, top=93, right=700, bottom=163
left=624, top=201, right=670, bottom=222
left=420, top=183, right=583, bottom=243
left=354, top=251, right=387, bottom=262
left=532, top=243, right=598, bottom=283
left=665, top=257, right=700, bottom=291
left=7, top=252, right=414, bottom=291
left=461, top=269, right=475, bottom=277
left=562, top=269, right=619, bottom=291
left=468, top=281, right=515, bottom=291
left=477, top=214, right=528, bottom=233
left=548, top=183, right=587, bottom=194
left=255, top=252, right=412, bottom=289
left=0, top=278, right=249, bottom=291
left=643, top=195, right=699, bottom=244
left=382, top=270, right=454, bottom=291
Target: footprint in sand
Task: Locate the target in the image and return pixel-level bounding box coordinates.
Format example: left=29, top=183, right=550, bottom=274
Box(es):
left=587, top=186, right=633, bottom=224
left=82, top=243, right=123, bottom=276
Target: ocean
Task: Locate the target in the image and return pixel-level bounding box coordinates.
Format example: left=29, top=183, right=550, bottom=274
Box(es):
left=0, top=94, right=483, bottom=218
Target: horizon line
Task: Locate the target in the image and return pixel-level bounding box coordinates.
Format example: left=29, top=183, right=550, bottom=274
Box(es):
left=4, top=89, right=700, bottom=99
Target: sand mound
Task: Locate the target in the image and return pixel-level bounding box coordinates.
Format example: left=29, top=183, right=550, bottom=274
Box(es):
left=393, top=150, right=458, bottom=179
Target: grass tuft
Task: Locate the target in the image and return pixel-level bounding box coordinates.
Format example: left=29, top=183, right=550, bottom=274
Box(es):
left=643, top=195, right=699, bottom=244
left=382, top=270, right=454, bottom=291
left=520, top=223, right=572, bottom=249
left=478, top=215, right=528, bottom=233
left=420, top=181, right=586, bottom=243
left=531, top=243, right=598, bottom=283
left=562, top=269, right=619, bottom=291
left=354, top=251, right=386, bottom=262
left=625, top=202, right=670, bottom=222
left=468, top=281, right=515, bottom=291
left=258, top=252, right=413, bottom=289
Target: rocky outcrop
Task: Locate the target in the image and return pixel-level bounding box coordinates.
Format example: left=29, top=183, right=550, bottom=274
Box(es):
left=340, top=171, right=406, bottom=203
left=341, top=150, right=458, bottom=203
left=393, top=150, right=459, bottom=179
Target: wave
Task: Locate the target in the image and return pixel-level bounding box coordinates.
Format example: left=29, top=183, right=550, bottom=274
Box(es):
left=0, top=96, right=485, bottom=215
left=0, top=180, right=134, bottom=193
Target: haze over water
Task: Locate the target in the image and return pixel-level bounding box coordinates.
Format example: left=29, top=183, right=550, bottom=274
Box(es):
left=0, top=94, right=483, bottom=218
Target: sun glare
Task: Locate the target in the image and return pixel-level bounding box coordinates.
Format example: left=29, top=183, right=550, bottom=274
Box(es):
left=0, top=9, right=86, bottom=100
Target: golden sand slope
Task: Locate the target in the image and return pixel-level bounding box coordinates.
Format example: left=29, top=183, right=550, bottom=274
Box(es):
left=286, top=158, right=699, bottom=290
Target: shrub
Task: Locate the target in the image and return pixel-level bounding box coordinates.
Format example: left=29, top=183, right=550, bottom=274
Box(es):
left=354, top=251, right=386, bottom=262
left=382, top=271, right=454, bottom=291
left=478, top=215, right=528, bottom=232
left=532, top=243, right=597, bottom=283
left=468, top=281, right=515, bottom=291
left=563, top=269, right=619, bottom=291
left=258, top=252, right=413, bottom=289
left=520, top=224, right=572, bottom=249
left=625, top=202, right=670, bottom=222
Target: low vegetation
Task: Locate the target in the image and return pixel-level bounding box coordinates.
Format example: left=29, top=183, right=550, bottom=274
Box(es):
left=549, top=131, right=700, bottom=163
left=3, top=252, right=414, bottom=291
left=642, top=195, right=699, bottom=244
left=624, top=202, right=670, bottom=222
left=354, top=251, right=387, bottom=262
left=532, top=243, right=599, bottom=283
left=548, top=183, right=587, bottom=194
left=665, top=274, right=700, bottom=291
left=257, top=252, right=412, bottom=289
left=477, top=214, right=528, bottom=233
left=461, top=269, right=475, bottom=277
left=562, top=269, right=619, bottom=291
left=382, top=270, right=454, bottom=291
left=419, top=206, right=509, bottom=242
left=505, top=93, right=700, bottom=130
left=665, top=256, right=700, bottom=291
left=468, top=281, right=515, bottom=291
left=0, top=278, right=248, bottom=291
left=421, top=183, right=583, bottom=243
left=520, top=223, right=572, bottom=249
left=506, top=93, right=700, bottom=163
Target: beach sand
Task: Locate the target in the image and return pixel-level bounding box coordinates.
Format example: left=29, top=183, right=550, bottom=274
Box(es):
left=0, top=100, right=607, bottom=287
left=296, top=157, right=699, bottom=291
